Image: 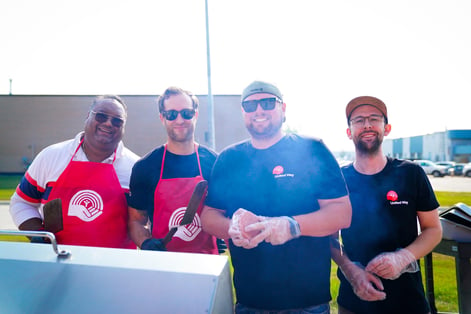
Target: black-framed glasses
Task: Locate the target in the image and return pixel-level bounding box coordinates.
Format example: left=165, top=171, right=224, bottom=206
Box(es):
left=241, top=97, right=281, bottom=113
left=91, top=111, right=125, bottom=128
left=161, top=109, right=196, bottom=121
left=350, top=114, right=384, bottom=127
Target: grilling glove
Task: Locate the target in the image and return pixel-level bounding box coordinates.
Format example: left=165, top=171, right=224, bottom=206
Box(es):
left=216, top=238, right=227, bottom=254
left=366, top=248, right=418, bottom=280
left=141, top=238, right=167, bottom=251
left=29, top=227, right=51, bottom=243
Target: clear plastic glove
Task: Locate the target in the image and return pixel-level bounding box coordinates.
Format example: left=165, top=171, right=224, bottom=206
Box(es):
left=228, top=208, right=265, bottom=249
left=366, top=248, right=418, bottom=280
left=245, top=216, right=301, bottom=246
left=340, top=261, right=386, bottom=301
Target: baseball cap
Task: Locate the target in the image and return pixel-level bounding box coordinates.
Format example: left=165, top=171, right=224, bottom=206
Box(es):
left=346, top=96, right=388, bottom=122
left=241, top=81, right=283, bottom=101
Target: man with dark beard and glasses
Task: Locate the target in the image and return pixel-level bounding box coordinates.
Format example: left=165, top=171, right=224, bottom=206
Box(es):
left=127, top=86, right=219, bottom=254
left=331, top=96, right=442, bottom=314
left=201, top=80, right=352, bottom=313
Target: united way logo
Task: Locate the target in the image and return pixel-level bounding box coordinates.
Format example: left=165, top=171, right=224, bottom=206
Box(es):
left=168, top=207, right=201, bottom=241
left=68, top=190, right=103, bottom=222
left=273, top=165, right=284, bottom=175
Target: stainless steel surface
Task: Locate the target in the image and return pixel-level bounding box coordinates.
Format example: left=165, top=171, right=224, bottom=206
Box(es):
left=0, top=242, right=233, bottom=313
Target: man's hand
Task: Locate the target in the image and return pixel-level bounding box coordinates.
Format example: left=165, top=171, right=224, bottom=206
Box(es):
left=245, top=216, right=301, bottom=245
left=140, top=238, right=167, bottom=251
left=366, top=248, right=418, bottom=280
left=228, top=208, right=265, bottom=249
left=340, top=261, right=386, bottom=301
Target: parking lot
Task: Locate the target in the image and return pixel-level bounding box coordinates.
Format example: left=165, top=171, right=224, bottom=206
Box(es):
left=427, top=175, right=471, bottom=192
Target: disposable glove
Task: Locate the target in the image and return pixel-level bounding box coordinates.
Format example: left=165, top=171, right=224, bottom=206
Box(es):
left=216, top=238, right=227, bottom=254
left=366, top=248, right=418, bottom=280
left=140, top=238, right=167, bottom=251
left=245, top=216, right=301, bottom=245
left=339, top=261, right=386, bottom=301
left=228, top=208, right=265, bottom=249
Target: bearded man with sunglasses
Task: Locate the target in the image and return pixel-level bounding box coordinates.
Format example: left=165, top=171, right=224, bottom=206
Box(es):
left=331, top=96, right=442, bottom=314
left=127, top=86, right=219, bottom=254
left=201, top=81, right=352, bottom=313
left=9, top=95, right=139, bottom=249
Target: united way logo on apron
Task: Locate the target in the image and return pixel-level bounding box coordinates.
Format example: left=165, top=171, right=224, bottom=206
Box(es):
left=68, top=190, right=104, bottom=222
left=168, top=207, right=201, bottom=241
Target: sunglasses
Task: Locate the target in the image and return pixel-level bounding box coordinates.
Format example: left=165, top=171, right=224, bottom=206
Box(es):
left=161, top=109, right=196, bottom=121
left=241, top=97, right=281, bottom=113
left=91, top=111, right=125, bottom=128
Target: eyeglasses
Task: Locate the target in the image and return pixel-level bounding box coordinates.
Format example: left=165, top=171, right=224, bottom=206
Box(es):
left=241, top=97, right=281, bottom=113
left=91, top=111, right=125, bottom=128
left=161, top=108, right=196, bottom=121
left=350, top=114, right=384, bottom=127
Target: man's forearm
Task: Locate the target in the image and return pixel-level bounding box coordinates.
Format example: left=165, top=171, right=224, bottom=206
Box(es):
left=201, top=206, right=231, bottom=239
left=128, top=207, right=152, bottom=248
left=295, top=195, right=352, bottom=237
left=18, top=217, right=44, bottom=231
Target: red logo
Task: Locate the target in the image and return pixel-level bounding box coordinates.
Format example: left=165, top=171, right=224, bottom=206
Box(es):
left=273, top=165, right=284, bottom=175
left=387, top=190, right=398, bottom=201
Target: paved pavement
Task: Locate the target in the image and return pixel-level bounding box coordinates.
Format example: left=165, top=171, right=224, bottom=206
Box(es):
left=0, top=201, right=16, bottom=230
left=427, top=175, right=471, bottom=193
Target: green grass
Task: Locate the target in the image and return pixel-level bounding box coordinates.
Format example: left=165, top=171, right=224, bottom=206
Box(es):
left=0, top=175, right=466, bottom=312
left=0, top=174, right=22, bottom=189
left=435, top=191, right=471, bottom=207
left=0, top=175, right=29, bottom=242
left=0, top=174, right=21, bottom=200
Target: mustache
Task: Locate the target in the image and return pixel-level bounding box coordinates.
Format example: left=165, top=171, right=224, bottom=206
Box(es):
left=359, top=130, right=379, bottom=137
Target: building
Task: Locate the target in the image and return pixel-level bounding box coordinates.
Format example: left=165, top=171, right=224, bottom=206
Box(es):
left=383, top=130, right=471, bottom=162
left=0, top=94, right=249, bottom=173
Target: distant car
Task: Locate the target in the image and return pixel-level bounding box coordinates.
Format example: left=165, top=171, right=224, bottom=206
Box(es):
left=463, top=163, right=471, bottom=177
left=413, top=160, right=448, bottom=177
left=453, top=163, right=466, bottom=176
left=436, top=161, right=466, bottom=176
left=436, top=161, right=456, bottom=175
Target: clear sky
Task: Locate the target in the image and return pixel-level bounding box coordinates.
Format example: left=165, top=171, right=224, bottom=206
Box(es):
left=1, top=0, right=470, bottom=152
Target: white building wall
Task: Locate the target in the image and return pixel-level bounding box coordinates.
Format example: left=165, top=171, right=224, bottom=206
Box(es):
left=402, top=137, right=411, bottom=159
left=423, top=132, right=445, bottom=161
left=383, top=139, right=393, bottom=156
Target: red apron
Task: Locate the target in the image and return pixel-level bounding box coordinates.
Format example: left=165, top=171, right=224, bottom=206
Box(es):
left=152, top=144, right=217, bottom=254
left=48, top=140, right=135, bottom=249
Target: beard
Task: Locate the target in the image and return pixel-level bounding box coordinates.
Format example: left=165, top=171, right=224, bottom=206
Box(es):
left=167, top=123, right=195, bottom=143
left=246, top=116, right=283, bottom=140
left=354, top=132, right=383, bottom=155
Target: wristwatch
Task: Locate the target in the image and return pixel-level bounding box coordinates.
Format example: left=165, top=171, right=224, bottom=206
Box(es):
left=288, top=216, right=301, bottom=238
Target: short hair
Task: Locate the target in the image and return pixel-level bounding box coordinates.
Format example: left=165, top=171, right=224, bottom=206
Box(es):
left=157, top=87, right=199, bottom=113
left=90, top=95, right=128, bottom=114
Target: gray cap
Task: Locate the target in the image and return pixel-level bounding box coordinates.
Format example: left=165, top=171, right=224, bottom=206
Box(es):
left=241, top=81, right=283, bottom=101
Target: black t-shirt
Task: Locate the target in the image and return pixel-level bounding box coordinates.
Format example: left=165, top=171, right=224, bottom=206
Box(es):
left=338, top=157, right=439, bottom=314
left=127, top=145, right=217, bottom=225
left=206, top=134, right=349, bottom=310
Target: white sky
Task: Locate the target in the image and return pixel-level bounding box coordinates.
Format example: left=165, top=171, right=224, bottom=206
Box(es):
left=1, top=0, right=470, bottom=152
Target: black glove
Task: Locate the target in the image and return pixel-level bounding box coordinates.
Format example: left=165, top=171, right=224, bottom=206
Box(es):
left=141, top=238, right=167, bottom=251
left=30, top=236, right=50, bottom=244
left=217, top=238, right=227, bottom=254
